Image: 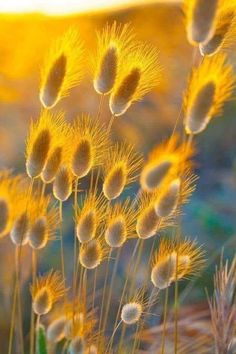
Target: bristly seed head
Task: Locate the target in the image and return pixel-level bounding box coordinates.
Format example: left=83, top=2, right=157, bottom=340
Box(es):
left=151, top=252, right=177, bottom=289
left=47, top=315, right=67, bottom=343
left=42, top=146, right=63, bottom=184
left=121, top=302, right=142, bottom=325
left=26, top=129, right=51, bottom=178
left=53, top=166, right=73, bottom=202
left=94, top=46, right=118, bottom=94
left=79, top=239, right=103, bottom=269
left=28, top=216, right=48, bottom=250
left=10, top=212, right=29, bottom=246
left=155, top=178, right=181, bottom=218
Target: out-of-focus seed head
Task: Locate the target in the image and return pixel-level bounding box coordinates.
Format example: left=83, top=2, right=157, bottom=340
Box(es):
left=47, top=315, right=67, bottom=343
left=68, top=337, right=85, bottom=354
left=121, top=302, right=142, bottom=325
left=0, top=198, right=9, bottom=235
left=10, top=212, right=29, bottom=246
left=53, top=166, right=73, bottom=201
left=28, top=216, right=48, bottom=250
left=33, top=287, right=53, bottom=315
left=185, top=0, right=220, bottom=44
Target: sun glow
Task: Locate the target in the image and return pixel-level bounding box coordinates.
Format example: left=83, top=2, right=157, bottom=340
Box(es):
left=0, top=0, right=179, bottom=15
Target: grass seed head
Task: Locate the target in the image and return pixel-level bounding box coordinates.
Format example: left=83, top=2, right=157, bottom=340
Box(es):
left=41, top=146, right=63, bottom=184
left=121, top=302, right=142, bottom=325
left=10, top=212, right=29, bottom=246
left=79, top=238, right=108, bottom=269
left=185, top=0, right=220, bottom=44
left=31, top=270, right=65, bottom=316
left=71, top=115, right=109, bottom=178
left=184, top=53, right=235, bottom=135
left=103, top=143, right=142, bottom=200
left=40, top=28, right=84, bottom=108
left=151, top=252, right=177, bottom=289
left=109, top=42, right=161, bottom=116
left=28, top=216, right=48, bottom=250
left=136, top=205, right=159, bottom=240
left=53, top=165, right=73, bottom=201
left=47, top=315, right=67, bottom=343
left=93, top=22, right=135, bottom=95
left=155, top=178, right=181, bottom=217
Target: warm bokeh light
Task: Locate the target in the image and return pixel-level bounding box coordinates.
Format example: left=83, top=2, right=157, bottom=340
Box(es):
left=0, top=0, right=179, bottom=14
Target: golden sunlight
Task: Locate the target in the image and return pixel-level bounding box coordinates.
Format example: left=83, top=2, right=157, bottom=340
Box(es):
left=0, top=0, right=179, bottom=14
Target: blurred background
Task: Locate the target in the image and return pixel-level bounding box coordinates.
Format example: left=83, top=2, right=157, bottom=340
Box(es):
left=0, top=0, right=236, bottom=352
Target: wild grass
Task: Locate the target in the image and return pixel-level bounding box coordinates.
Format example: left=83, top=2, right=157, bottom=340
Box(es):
left=1, top=1, right=236, bottom=353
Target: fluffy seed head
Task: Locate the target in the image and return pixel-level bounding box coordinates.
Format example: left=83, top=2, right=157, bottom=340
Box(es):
left=199, top=7, right=236, bottom=56
left=47, top=315, right=67, bottom=343
left=121, top=302, right=142, bottom=325
left=31, top=270, right=65, bottom=316
left=184, top=0, right=220, bottom=44
left=26, top=129, right=51, bottom=178
left=140, top=135, right=195, bottom=192
left=10, top=212, right=29, bottom=246
left=79, top=239, right=107, bottom=269
left=155, top=178, right=181, bottom=217
left=109, top=42, right=161, bottom=116
left=105, top=200, right=137, bottom=247
left=184, top=53, right=234, bottom=135
left=103, top=143, right=142, bottom=200
left=53, top=166, right=73, bottom=201
left=41, top=147, right=62, bottom=184
left=93, top=22, right=135, bottom=95
left=76, top=192, right=106, bottom=243
left=71, top=115, right=109, bottom=178
left=151, top=252, right=177, bottom=289
left=151, top=239, right=205, bottom=289
left=28, top=216, right=48, bottom=250
left=40, top=29, right=84, bottom=108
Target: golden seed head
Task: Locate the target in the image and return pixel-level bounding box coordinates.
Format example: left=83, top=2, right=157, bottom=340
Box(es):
left=109, top=68, right=141, bottom=116
left=103, top=144, right=142, bottom=200
left=76, top=210, right=96, bottom=244
left=93, top=22, right=135, bottom=95
left=41, top=146, right=63, bottom=184
left=121, top=302, right=142, bottom=325
left=94, top=45, right=118, bottom=94
left=185, top=0, right=219, bottom=44
left=68, top=337, right=84, bottom=354
left=141, top=160, right=173, bottom=192
left=40, top=29, right=84, bottom=108
left=105, top=216, right=126, bottom=248
left=10, top=212, right=29, bottom=246
left=28, top=216, right=48, bottom=250
left=40, top=54, right=67, bottom=109
left=31, top=270, right=65, bottom=316
left=72, top=139, right=92, bottom=178
left=185, top=81, right=216, bottom=134
left=0, top=198, right=9, bottom=235
left=26, top=129, right=51, bottom=178
left=79, top=239, right=103, bottom=269
left=184, top=53, right=234, bottom=135
left=109, top=42, right=161, bottom=116
left=103, top=165, right=126, bottom=200
left=155, top=178, right=181, bottom=218
left=33, top=287, right=53, bottom=315
left=136, top=206, right=159, bottom=240
left=53, top=166, right=73, bottom=201
left=151, top=252, right=177, bottom=289
left=47, top=315, right=67, bottom=343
